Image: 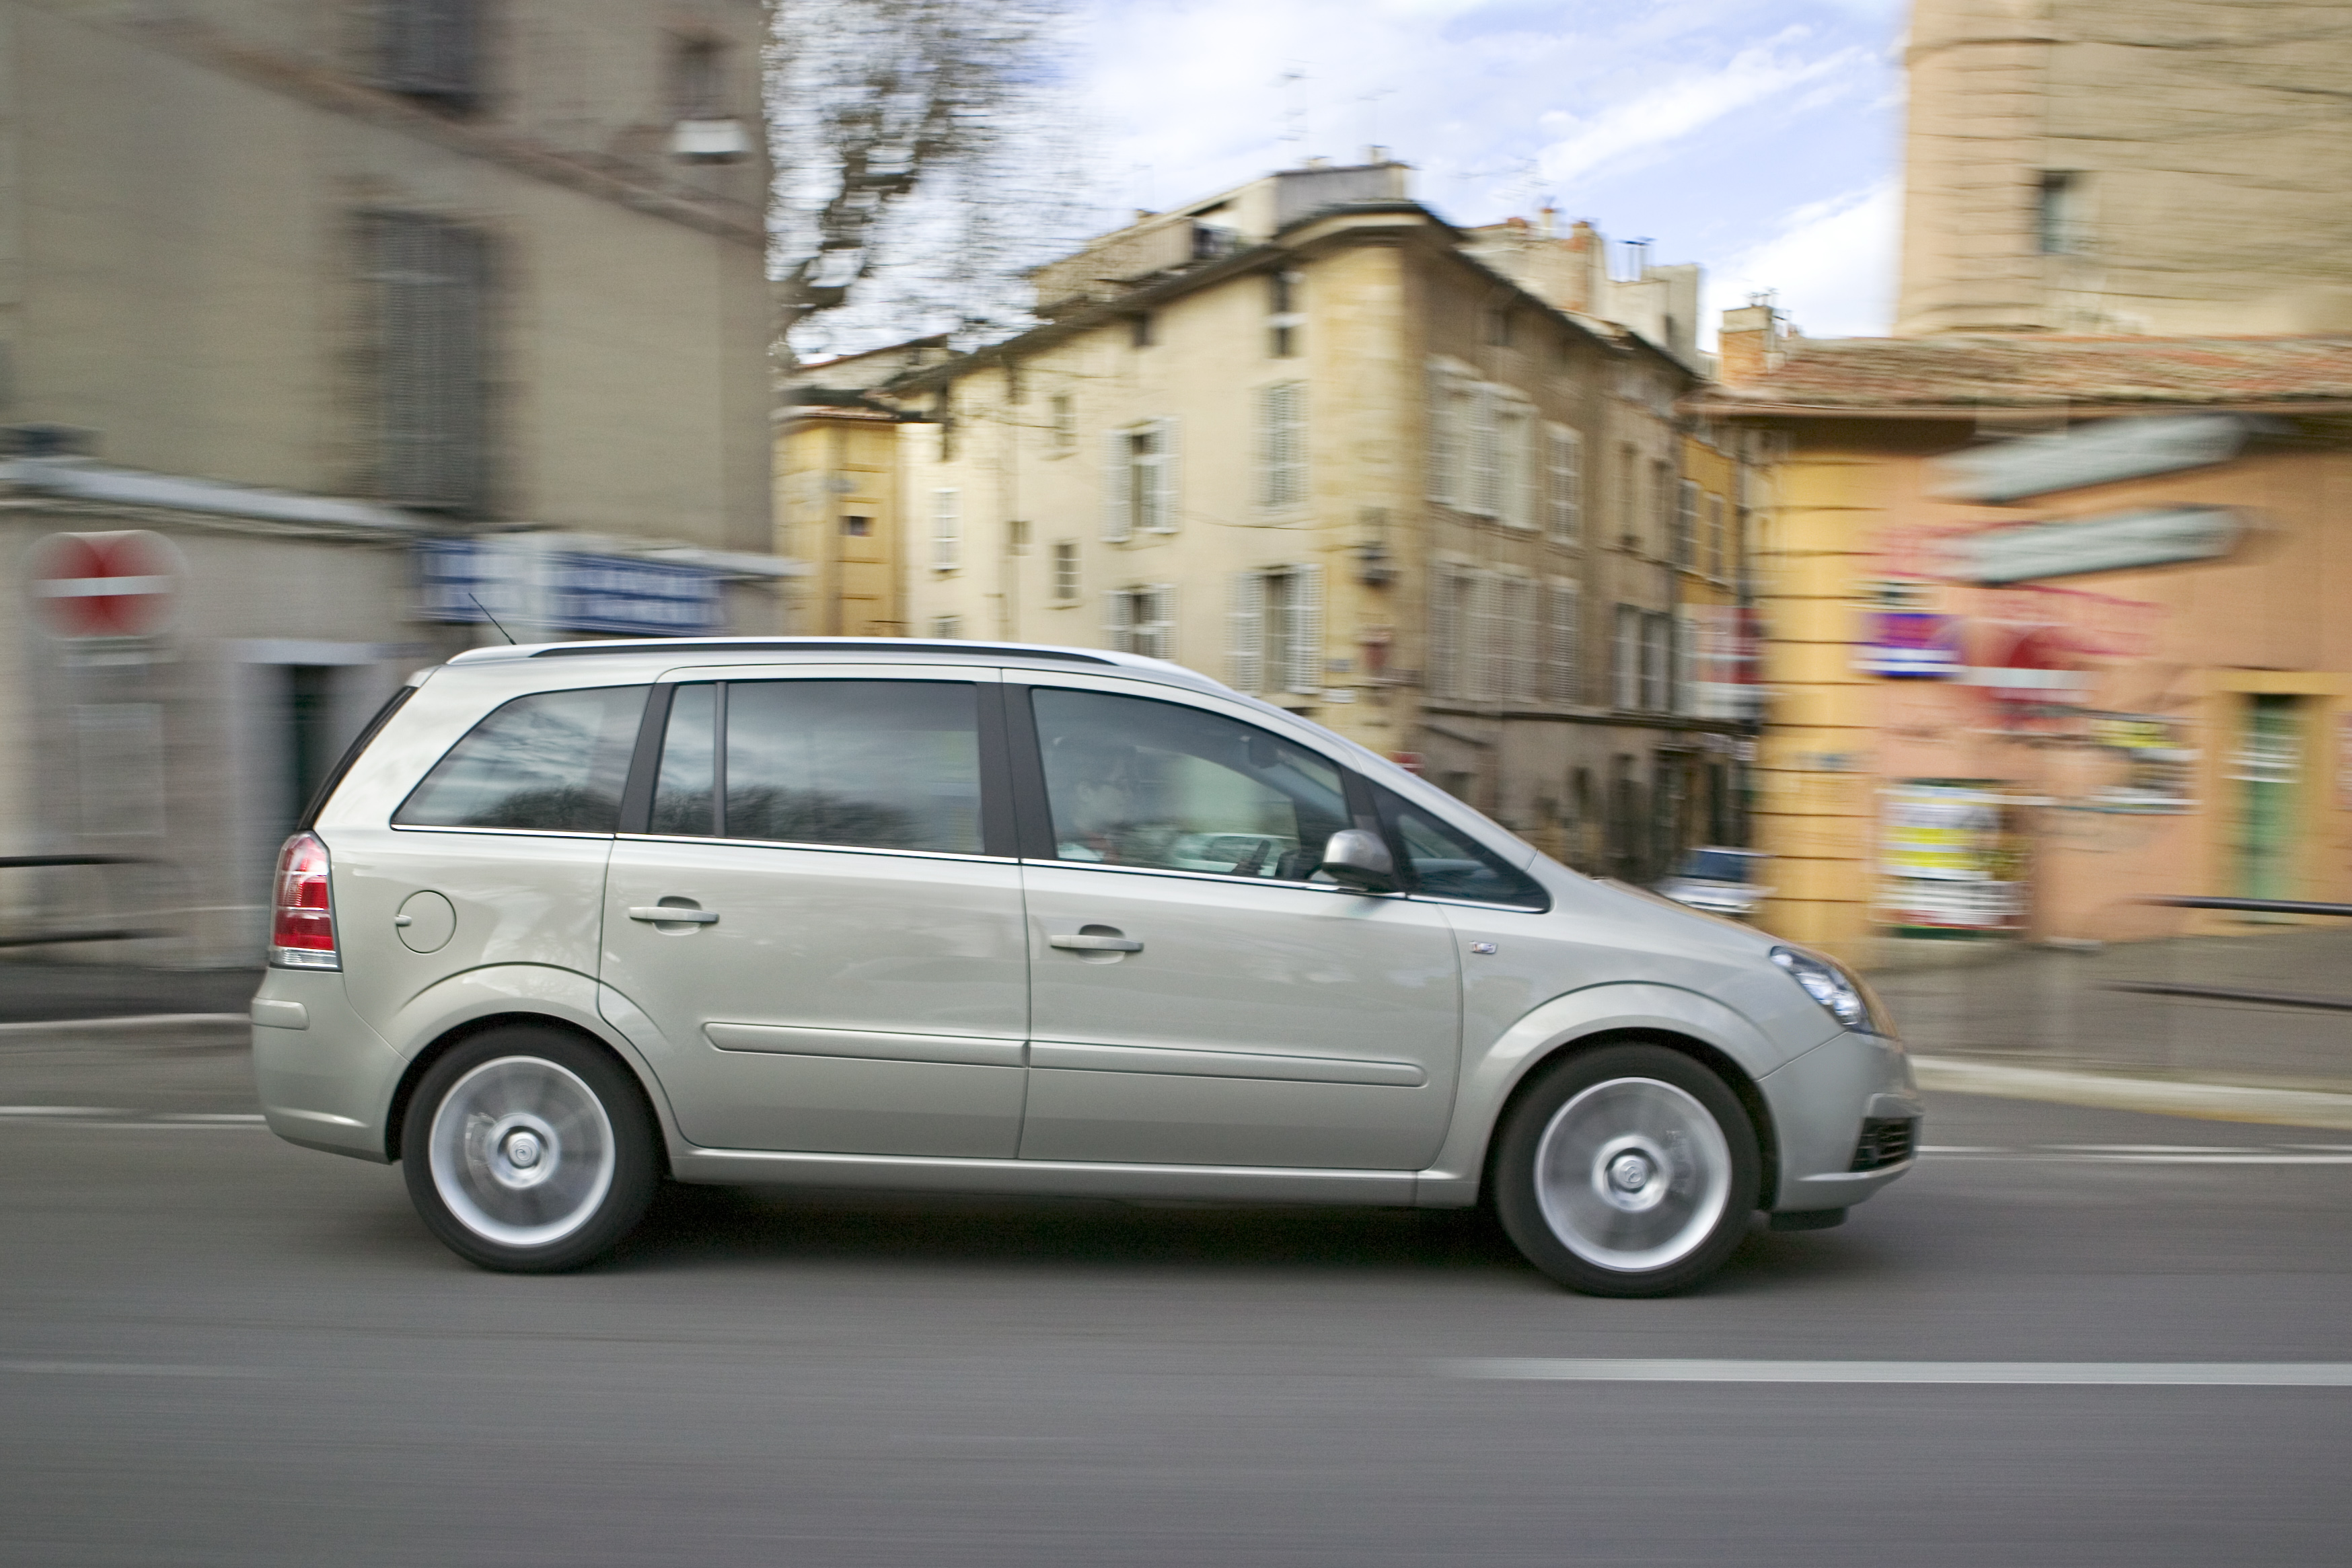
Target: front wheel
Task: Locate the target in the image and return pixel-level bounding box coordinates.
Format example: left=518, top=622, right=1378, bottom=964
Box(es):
left=401, top=1027, right=660, bottom=1273
left=1492, top=1043, right=1760, bottom=1298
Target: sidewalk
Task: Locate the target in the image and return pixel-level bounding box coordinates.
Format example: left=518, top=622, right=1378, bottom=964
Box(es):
left=1866, top=926, right=2352, bottom=1096
left=0, top=960, right=260, bottom=1025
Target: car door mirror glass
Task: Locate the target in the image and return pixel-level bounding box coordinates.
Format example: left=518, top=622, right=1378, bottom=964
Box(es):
left=1319, top=828, right=1395, bottom=893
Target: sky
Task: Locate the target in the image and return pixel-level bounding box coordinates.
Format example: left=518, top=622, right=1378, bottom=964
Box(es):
left=1068, top=0, right=1910, bottom=344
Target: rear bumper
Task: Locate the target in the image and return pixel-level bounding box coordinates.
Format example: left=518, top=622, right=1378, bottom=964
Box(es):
left=1756, top=1029, right=1921, bottom=1211
left=250, top=967, right=404, bottom=1163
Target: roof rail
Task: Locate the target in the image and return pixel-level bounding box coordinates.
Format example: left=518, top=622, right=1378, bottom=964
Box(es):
left=523, top=638, right=1115, bottom=665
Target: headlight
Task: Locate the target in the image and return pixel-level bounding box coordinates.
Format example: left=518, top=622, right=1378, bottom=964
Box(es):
left=1770, top=946, right=1885, bottom=1035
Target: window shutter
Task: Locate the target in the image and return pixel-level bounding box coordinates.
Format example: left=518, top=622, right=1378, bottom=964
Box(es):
left=1260, top=383, right=1307, bottom=511
left=1547, top=583, right=1580, bottom=704
left=1148, top=417, right=1179, bottom=532
left=1148, top=582, right=1177, bottom=661
left=1613, top=605, right=1640, bottom=710
left=1469, top=384, right=1500, bottom=516
left=371, top=213, right=489, bottom=514
left=1104, top=587, right=1134, bottom=652
left=1675, top=607, right=1700, bottom=715
left=1284, top=563, right=1323, bottom=694
left=1499, top=577, right=1535, bottom=704
left=1677, top=480, right=1700, bottom=567
left=1101, top=430, right=1132, bottom=542
left=1426, top=365, right=1456, bottom=505
left=931, top=489, right=961, bottom=570
left=1549, top=428, right=1584, bottom=542
left=1227, top=571, right=1265, bottom=692
left=1514, top=410, right=1539, bottom=530
left=1429, top=568, right=1460, bottom=701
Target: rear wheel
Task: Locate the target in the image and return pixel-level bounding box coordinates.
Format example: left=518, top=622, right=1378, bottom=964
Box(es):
left=1493, top=1043, right=1759, bottom=1298
left=401, top=1027, right=659, bottom=1273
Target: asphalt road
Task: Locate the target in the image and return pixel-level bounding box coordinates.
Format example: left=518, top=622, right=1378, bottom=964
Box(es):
left=4, top=1029, right=2350, bottom=1566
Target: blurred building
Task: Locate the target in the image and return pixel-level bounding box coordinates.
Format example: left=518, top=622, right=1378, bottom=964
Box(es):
left=876, top=159, right=1759, bottom=878
left=1897, top=0, right=2352, bottom=336
left=1699, top=311, right=2352, bottom=957
left=774, top=337, right=958, bottom=637
left=0, top=0, right=780, bottom=965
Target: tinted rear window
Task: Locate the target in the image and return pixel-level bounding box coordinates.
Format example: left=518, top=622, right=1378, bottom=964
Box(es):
left=394, top=685, right=647, bottom=833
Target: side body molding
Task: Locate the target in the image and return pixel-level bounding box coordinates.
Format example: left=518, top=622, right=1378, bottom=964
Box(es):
left=1413, top=981, right=1831, bottom=1209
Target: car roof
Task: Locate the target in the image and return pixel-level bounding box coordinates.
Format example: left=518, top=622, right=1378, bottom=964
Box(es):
left=445, top=636, right=1235, bottom=697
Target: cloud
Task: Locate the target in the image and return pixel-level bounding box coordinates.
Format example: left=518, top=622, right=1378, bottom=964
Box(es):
left=1701, top=177, right=1902, bottom=342
left=1533, top=41, right=1877, bottom=189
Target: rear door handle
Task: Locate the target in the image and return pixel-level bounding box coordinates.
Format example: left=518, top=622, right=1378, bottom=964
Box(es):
left=629, top=906, right=719, bottom=925
left=1048, top=934, right=1142, bottom=953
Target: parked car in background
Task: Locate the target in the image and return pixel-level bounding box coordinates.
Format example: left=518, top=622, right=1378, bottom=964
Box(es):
left=1656, top=847, right=1774, bottom=921
left=254, top=639, right=1915, bottom=1296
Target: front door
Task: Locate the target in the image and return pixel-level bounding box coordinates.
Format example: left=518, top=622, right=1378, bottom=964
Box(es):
left=601, top=673, right=1029, bottom=1156
left=1013, top=683, right=1461, bottom=1170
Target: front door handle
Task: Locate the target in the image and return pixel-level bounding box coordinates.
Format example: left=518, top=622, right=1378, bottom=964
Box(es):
left=628, top=906, right=719, bottom=925
left=1049, top=933, right=1142, bottom=953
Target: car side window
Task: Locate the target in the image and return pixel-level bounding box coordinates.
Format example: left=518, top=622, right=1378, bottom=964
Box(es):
left=649, top=679, right=984, bottom=854
left=1031, top=687, right=1348, bottom=882
left=394, top=685, right=647, bottom=833
left=1375, top=788, right=1550, bottom=910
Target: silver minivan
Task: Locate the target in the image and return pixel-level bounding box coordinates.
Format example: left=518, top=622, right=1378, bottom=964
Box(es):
left=254, top=638, right=1918, bottom=1296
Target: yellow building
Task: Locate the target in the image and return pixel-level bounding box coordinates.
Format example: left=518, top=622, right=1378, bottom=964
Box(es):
left=887, top=159, right=1738, bottom=879
left=1698, top=312, right=2352, bottom=960
left=776, top=394, right=911, bottom=637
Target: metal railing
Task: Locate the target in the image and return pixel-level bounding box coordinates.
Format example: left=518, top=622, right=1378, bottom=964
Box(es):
left=0, top=855, right=169, bottom=949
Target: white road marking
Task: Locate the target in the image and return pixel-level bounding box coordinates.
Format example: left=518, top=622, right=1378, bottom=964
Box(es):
left=0, top=1107, right=126, bottom=1117
left=1, top=1361, right=258, bottom=1378
left=1446, top=1359, right=2352, bottom=1386
left=1919, top=1145, right=2010, bottom=1154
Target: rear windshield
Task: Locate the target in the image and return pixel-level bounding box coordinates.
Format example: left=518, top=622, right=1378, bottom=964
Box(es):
left=394, top=686, right=647, bottom=833
left=1679, top=849, right=1761, bottom=883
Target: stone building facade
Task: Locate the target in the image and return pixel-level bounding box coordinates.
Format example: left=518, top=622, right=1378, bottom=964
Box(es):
left=0, top=0, right=779, bottom=964
left=882, top=163, right=1752, bottom=877
left=1897, top=0, right=2352, bottom=337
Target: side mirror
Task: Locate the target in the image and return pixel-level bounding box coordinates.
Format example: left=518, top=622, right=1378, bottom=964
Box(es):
left=1319, top=828, right=1396, bottom=893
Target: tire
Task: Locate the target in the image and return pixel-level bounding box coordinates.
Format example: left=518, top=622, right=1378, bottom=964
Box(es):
left=400, top=1026, right=661, bottom=1273
left=1492, top=1042, right=1761, bottom=1298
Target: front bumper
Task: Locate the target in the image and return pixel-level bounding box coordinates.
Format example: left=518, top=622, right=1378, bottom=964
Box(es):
left=1755, top=1029, right=1921, bottom=1211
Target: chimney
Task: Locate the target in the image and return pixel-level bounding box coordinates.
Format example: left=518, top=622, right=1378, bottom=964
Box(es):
left=1538, top=204, right=1557, bottom=238
left=1718, top=302, right=1783, bottom=383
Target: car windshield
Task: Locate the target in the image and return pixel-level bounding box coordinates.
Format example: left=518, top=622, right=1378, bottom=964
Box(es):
left=1677, top=849, right=1761, bottom=883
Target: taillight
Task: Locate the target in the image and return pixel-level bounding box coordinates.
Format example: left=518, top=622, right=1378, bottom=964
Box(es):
left=270, top=832, right=339, bottom=970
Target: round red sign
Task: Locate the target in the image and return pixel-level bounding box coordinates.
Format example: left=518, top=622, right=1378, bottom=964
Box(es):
left=28, top=531, right=183, bottom=639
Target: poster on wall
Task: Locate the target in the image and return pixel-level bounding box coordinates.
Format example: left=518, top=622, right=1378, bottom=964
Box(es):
left=1878, top=781, right=2029, bottom=936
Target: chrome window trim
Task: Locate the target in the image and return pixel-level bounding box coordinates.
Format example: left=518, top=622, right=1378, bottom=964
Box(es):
left=387, top=824, right=617, bottom=841
left=1015, top=855, right=1381, bottom=897
left=618, top=832, right=1006, bottom=866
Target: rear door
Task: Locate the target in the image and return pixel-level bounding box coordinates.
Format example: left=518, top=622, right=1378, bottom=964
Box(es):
left=1010, top=679, right=1461, bottom=1170
left=600, top=668, right=1030, bottom=1156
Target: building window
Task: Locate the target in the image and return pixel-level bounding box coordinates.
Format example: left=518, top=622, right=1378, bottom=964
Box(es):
left=1496, top=399, right=1536, bottom=529
left=841, top=515, right=871, bottom=536
left=1641, top=611, right=1673, bottom=712
left=1485, top=307, right=1513, bottom=348
left=1105, top=583, right=1177, bottom=659
left=930, top=615, right=961, bottom=639
left=1494, top=576, right=1537, bottom=703
left=1008, top=518, right=1031, bottom=554
left=379, top=0, right=481, bottom=108
left=1227, top=564, right=1323, bottom=694
left=1546, top=426, right=1584, bottom=543
left=1675, top=479, right=1700, bottom=567
left=671, top=36, right=725, bottom=120
left=1653, top=459, right=1675, bottom=556
left=1426, top=363, right=1473, bottom=507
left=1130, top=312, right=1154, bottom=349
left=1616, top=444, right=1638, bottom=548
left=1613, top=604, right=1642, bottom=710
left=2039, top=172, right=2088, bottom=255
left=1103, top=419, right=1178, bottom=541
left=1050, top=394, right=1076, bottom=455
left=1268, top=270, right=1303, bottom=359
left=1430, top=568, right=1546, bottom=704
left=366, top=212, right=490, bottom=514
left=1257, top=381, right=1309, bottom=512
left=937, top=418, right=956, bottom=463
left=1546, top=582, right=1580, bottom=704
left=930, top=488, right=960, bottom=571
left=1705, top=492, right=1728, bottom=579
left=1051, top=541, right=1080, bottom=603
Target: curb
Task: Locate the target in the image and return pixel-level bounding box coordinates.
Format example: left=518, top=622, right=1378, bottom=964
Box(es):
left=1913, top=1055, right=2352, bottom=1131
